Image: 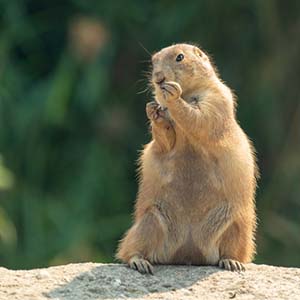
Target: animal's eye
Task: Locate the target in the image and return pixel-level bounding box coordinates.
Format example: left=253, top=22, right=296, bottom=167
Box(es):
left=176, top=53, right=184, bottom=62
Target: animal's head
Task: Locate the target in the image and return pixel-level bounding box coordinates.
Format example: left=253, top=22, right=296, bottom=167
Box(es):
left=151, top=44, right=216, bottom=96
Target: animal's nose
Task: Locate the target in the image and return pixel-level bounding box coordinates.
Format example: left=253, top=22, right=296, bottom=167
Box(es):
left=154, top=71, right=165, bottom=84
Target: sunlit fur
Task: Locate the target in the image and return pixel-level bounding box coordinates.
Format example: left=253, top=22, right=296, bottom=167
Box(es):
left=117, top=43, right=258, bottom=271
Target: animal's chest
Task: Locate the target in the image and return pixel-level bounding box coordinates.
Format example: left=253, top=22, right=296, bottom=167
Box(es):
left=157, top=149, right=222, bottom=205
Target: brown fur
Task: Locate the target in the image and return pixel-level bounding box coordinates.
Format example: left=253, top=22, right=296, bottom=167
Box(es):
left=116, top=44, right=258, bottom=273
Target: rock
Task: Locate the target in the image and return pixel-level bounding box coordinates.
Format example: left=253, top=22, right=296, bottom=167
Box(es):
left=36, top=270, right=50, bottom=280
left=0, top=263, right=299, bottom=299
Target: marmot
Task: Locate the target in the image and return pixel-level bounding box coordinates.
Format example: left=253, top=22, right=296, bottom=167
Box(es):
left=116, top=43, right=257, bottom=274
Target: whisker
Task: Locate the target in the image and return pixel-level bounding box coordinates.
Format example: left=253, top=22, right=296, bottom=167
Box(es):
left=137, top=87, right=150, bottom=95
left=141, top=71, right=152, bottom=76
left=135, top=78, right=148, bottom=84
left=138, top=42, right=152, bottom=57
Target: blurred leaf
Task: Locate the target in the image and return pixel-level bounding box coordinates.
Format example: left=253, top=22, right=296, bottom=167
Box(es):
left=0, top=207, right=17, bottom=246
left=0, top=156, right=14, bottom=190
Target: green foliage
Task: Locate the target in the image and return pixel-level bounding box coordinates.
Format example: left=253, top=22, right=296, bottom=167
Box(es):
left=0, top=0, right=300, bottom=269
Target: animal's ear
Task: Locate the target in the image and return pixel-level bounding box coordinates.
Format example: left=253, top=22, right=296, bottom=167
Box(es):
left=193, top=46, right=208, bottom=61
left=193, top=46, right=213, bottom=74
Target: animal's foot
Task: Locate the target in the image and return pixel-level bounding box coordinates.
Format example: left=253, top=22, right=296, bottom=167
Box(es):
left=218, top=258, right=245, bottom=272
left=128, top=256, right=154, bottom=275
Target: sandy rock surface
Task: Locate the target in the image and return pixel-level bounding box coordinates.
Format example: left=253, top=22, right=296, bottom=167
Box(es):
left=0, top=263, right=299, bottom=300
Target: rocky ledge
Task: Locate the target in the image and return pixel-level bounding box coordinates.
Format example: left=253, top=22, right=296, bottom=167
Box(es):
left=0, top=263, right=300, bottom=300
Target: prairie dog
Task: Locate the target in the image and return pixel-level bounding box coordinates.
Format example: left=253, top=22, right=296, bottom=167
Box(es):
left=116, top=43, right=257, bottom=274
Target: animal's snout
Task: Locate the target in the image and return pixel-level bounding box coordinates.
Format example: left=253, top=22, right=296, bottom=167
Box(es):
left=153, top=71, right=165, bottom=84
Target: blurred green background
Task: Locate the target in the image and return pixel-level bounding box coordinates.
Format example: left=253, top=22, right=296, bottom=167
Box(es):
left=0, top=1, right=300, bottom=270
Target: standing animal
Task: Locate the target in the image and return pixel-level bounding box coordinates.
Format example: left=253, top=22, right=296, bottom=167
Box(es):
left=116, top=43, right=258, bottom=274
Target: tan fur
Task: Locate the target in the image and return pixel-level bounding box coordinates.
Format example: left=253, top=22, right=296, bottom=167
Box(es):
left=116, top=44, right=257, bottom=272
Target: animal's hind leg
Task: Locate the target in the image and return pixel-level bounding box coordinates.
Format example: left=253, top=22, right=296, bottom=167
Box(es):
left=116, top=208, right=167, bottom=274
left=218, top=221, right=255, bottom=271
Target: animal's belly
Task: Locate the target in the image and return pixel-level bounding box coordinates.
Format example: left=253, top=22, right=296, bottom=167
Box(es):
left=148, top=148, right=223, bottom=265
left=170, top=234, right=205, bottom=265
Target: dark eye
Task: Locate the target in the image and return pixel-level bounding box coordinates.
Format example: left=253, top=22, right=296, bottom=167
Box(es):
left=176, top=53, right=184, bottom=62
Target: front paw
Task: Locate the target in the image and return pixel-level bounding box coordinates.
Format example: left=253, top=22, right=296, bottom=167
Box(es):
left=146, top=101, right=160, bottom=121
left=156, top=81, right=182, bottom=106
left=146, top=101, right=169, bottom=122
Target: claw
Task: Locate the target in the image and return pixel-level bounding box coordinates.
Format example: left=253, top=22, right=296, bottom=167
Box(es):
left=144, top=260, right=154, bottom=275
left=132, top=262, right=138, bottom=270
